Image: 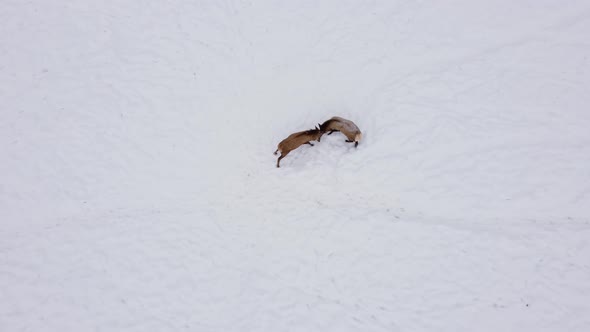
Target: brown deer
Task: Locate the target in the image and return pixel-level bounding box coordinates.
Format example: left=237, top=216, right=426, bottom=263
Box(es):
left=274, top=126, right=323, bottom=168
left=319, top=116, right=362, bottom=147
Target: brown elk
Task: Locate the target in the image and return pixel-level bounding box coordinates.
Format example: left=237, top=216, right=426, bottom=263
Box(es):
left=319, top=116, right=362, bottom=147
left=274, top=126, right=323, bottom=168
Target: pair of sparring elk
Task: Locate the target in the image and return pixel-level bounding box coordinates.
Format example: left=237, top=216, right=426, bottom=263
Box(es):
left=274, top=117, right=362, bottom=168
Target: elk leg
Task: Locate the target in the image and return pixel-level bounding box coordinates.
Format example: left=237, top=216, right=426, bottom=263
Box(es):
left=277, top=154, right=286, bottom=168
left=305, top=142, right=314, bottom=146
left=345, top=139, right=353, bottom=142
left=327, top=130, right=338, bottom=135
left=273, top=149, right=278, bottom=155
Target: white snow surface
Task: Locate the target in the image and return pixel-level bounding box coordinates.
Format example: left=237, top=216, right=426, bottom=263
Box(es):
left=2, top=1, right=590, bottom=331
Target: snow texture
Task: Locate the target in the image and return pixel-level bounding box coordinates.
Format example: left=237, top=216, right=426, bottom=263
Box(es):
left=1, top=1, right=590, bottom=331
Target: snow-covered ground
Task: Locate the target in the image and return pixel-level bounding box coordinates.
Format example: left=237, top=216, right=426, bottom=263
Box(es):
left=2, top=1, right=590, bottom=331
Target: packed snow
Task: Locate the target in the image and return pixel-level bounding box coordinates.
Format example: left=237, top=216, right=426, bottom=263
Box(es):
left=2, top=1, right=590, bottom=331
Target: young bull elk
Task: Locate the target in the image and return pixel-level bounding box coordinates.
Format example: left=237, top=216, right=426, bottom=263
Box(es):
left=319, top=116, right=362, bottom=147
left=274, top=126, right=323, bottom=168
